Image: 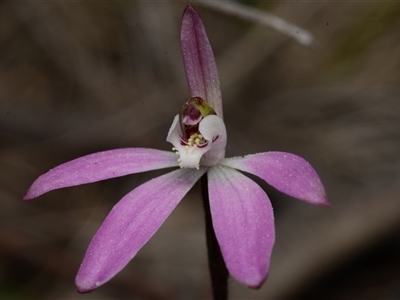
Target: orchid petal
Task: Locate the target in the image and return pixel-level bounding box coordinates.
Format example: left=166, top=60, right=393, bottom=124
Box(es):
left=221, top=152, right=329, bottom=206
left=208, top=166, right=275, bottom=288
left=75, top=167, right=205, bottom=293
left=180, top=5, right=223, bottom=118
left=24, top=148, right=179, bottom=200
left=199, top=115, right=226, bottom=167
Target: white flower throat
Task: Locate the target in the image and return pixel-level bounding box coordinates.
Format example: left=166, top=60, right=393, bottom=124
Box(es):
left=167, top=97, right=227, bottom=169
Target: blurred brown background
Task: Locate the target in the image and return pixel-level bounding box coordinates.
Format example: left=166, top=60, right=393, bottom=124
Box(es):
left=2, top=1, right=400, bottom=299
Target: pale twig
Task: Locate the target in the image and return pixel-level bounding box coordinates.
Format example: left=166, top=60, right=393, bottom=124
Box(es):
left=195, top=0, right=314, bottom=46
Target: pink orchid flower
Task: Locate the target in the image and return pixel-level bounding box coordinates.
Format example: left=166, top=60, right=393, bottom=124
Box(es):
left=24, top=5, right=328, bottom=293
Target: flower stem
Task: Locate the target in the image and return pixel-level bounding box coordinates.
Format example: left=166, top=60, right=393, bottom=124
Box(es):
left=201, top=173, right=229, bottom=300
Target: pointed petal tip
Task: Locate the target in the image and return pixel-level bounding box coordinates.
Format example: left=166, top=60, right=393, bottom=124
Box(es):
left=75, top=280, right=96, bottom=294
left=22, top=183, right=43, bottom=200
left=76, top=286, right=91, bottom=294
left=182, top=5, right=199, bottom=24
left=183, top=4, right=197, bottom=14
left=303, top=194, right=331, bottom=207
left=235, top=272, right=268, bottom=291
left=303, top=193, right=330, bottom=207
left=244, top=274, right=267, bottom=290
left=22, top=194, right=31, bottom=201
left=247, top=280, right=265, bottom=290
left=319, top=196, right=332, bottom=207
left=75, top=274, right=106, bottom=294
left=23, top=188, right=40, bottom=201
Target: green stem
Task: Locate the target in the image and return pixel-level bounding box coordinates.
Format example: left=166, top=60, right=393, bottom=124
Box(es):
left=201, top=173, right=229, bottom=300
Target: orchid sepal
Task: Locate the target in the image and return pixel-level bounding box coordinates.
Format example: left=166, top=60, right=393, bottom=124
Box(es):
left=75, top=167, right=206, bottom=293
left=23, top=148, right=179, bottom=200
left=221, top=152, right=329, bottom=206
left=180, top=5, right=223, bottom=118
left=208, top=165, right=275, bottom=288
